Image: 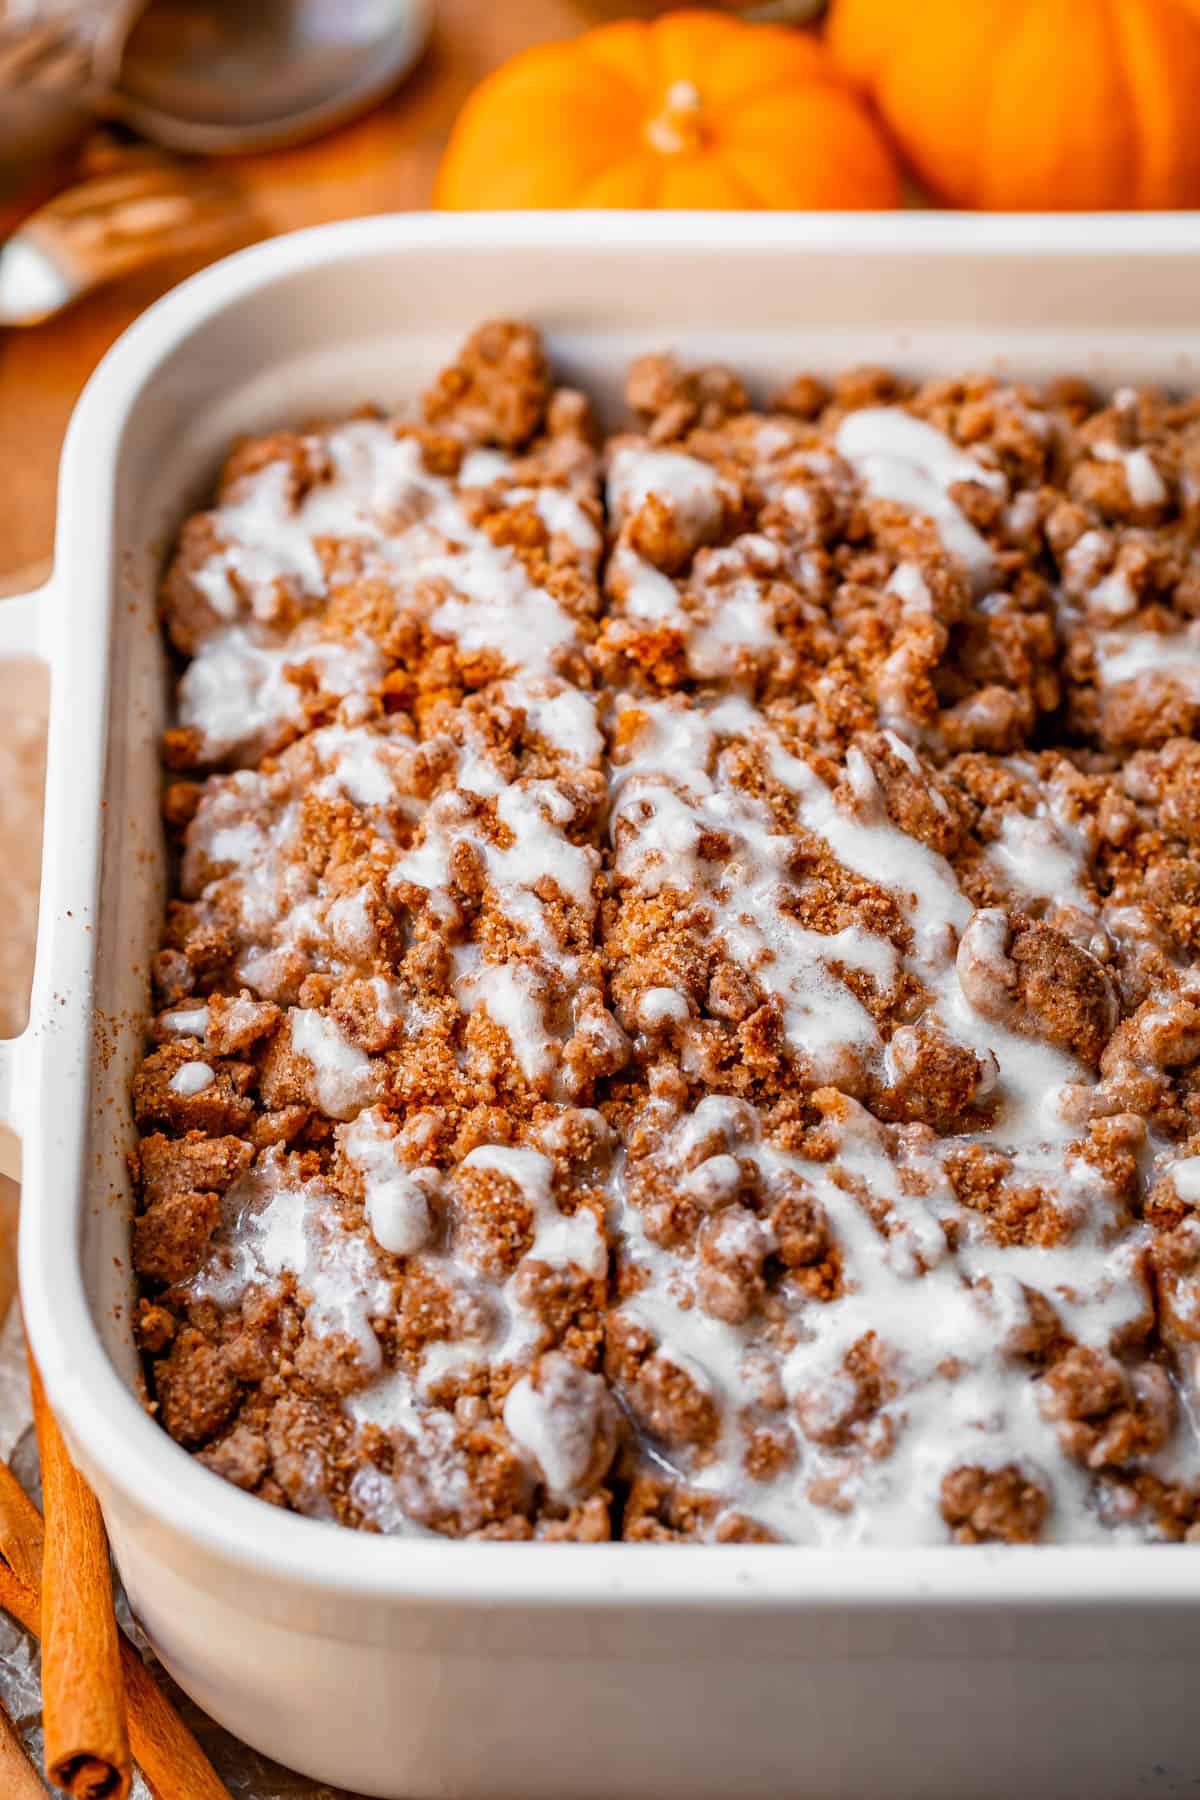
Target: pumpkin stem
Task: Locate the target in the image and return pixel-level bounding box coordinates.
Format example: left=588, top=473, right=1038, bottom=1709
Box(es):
left=645, top=80, right=707, bottom=156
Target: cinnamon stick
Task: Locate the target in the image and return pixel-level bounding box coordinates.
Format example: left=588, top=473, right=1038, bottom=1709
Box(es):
left=28, top=1357, right=132, bottom=1799
left=112, top=1633, right=234, bottom=1800
left=0, top=1452, right=45, bottom=1591
left=0, top=1693, right=47, bottom=1800
left=0, top=1452, right=232, bottom=1800
left=0, top=1556, right=36, bottom=1635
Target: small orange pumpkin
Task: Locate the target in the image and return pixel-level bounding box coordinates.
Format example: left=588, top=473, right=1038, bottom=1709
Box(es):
left=434, top=10, right=900, bottom=211
left=828, top=0, right=1200, bottom=210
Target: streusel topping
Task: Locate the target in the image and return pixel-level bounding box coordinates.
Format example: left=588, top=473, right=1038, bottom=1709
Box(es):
left=133, top=326, right=1200, bottom=1545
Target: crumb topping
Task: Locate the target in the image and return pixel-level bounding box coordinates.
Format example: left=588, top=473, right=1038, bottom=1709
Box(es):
left=135, top=329, right=1200, bottom=1545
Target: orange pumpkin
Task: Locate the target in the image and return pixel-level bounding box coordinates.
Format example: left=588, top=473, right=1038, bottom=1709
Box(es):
left=434, top=10, right=900, bottom=211
left=828, top=0, right=1200, bottom=210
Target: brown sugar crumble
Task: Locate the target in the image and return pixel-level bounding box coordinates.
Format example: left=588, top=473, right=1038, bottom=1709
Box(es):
left=132, top=327, right=1200, bottom=1545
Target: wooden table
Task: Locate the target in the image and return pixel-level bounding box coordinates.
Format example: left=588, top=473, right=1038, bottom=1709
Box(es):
left=0, top=0, right=582, bottom=581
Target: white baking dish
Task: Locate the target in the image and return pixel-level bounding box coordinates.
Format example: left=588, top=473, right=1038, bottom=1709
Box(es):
left=5, top=212, right=1200, bottom=1800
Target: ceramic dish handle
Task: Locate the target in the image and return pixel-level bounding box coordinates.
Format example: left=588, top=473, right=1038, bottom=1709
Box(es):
left=0, top=569, right=50, bottom=1182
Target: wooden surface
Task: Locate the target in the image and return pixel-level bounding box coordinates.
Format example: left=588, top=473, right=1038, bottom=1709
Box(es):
left=0, top=0, right=581, bottom=581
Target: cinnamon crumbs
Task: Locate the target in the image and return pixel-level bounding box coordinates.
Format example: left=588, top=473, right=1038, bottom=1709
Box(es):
left=131, top=328, right=1200, bottom=1546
